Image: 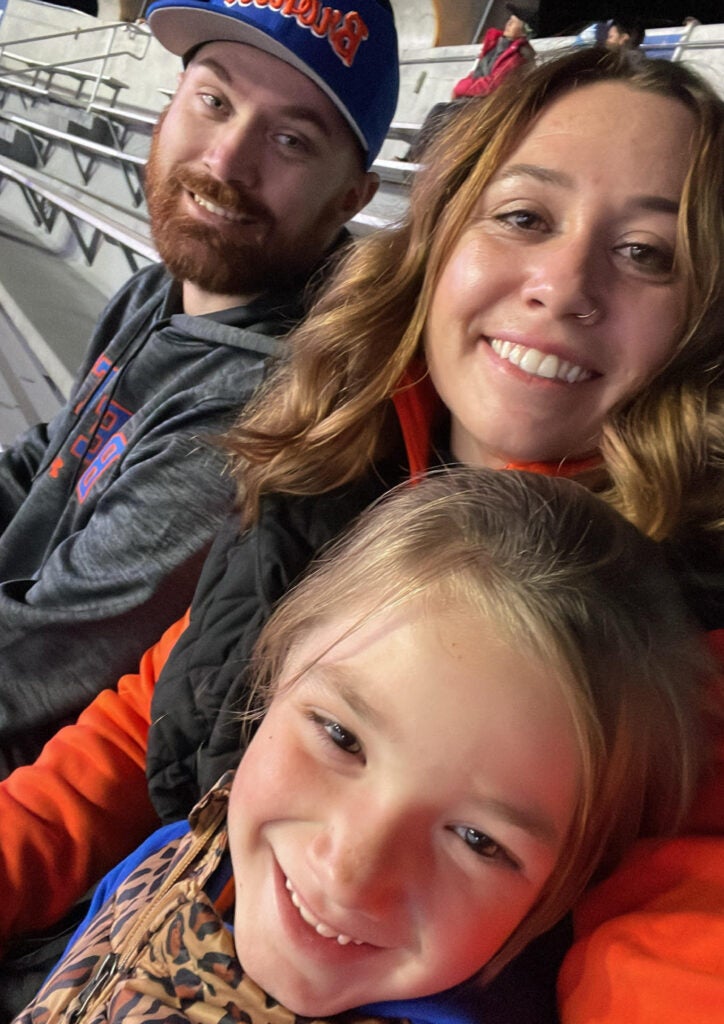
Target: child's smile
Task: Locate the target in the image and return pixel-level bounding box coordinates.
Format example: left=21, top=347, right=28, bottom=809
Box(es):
left=285, top=876, right=366, bottom=945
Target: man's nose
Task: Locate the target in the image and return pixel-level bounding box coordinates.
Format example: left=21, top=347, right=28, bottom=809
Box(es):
left=203, top=116, right=261, bottom=188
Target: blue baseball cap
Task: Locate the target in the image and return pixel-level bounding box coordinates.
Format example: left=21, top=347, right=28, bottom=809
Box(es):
left=146, top=0, right=399, bottom=168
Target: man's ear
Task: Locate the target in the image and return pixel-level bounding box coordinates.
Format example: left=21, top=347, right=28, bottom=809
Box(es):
left=340, top=171, right=380, bottom=219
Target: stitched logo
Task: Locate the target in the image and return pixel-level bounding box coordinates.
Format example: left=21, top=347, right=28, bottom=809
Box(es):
left=72, top=354, right=118, bottom=417
left=76, top=432, right=128, bottom=504
left=69, top=398, right=132, bottom=464
left=222, top=0, right=370, bottom=68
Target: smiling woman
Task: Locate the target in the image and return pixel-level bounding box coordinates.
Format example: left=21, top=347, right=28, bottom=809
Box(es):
left=230, top=46, right=723, bottom=550
left=424, top=80, right=693, bottom=468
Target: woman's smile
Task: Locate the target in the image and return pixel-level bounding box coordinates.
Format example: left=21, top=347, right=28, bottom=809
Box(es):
left=488, top=338, right=596, bottom=383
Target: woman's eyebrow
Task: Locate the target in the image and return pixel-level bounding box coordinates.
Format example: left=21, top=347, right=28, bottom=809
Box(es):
left=497, top=163, right=574, bottom=188
left=496, top=162, right=681, bottom=215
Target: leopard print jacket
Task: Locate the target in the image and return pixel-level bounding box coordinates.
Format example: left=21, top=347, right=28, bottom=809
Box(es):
left=15, top=773, right=399, bottom=1024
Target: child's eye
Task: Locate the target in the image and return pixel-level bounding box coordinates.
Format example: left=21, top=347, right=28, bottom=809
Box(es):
left=451, top=825, right=516, bottom=866
left=310, top=712, right=362, bottom=756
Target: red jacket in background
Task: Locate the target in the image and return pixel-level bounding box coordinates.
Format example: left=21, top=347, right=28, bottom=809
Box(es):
left=452, top=29, right=534, bottom=99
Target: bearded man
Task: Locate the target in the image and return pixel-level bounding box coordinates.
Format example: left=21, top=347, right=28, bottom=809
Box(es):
left=0, top=0, right=398, bottom=774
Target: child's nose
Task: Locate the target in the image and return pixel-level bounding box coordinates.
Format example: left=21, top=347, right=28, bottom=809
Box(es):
left=309, top=809, right=422, bottom=915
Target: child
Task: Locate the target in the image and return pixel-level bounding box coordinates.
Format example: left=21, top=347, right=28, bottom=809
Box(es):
left=15, top=468, right=706, bottom=1020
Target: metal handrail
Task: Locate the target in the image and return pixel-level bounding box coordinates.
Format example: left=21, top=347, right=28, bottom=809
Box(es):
left=0, top=157, right=158, bottom=268
left=398, top=34, right=724, bottom=65
left=0, top=22, right=152, bottom=107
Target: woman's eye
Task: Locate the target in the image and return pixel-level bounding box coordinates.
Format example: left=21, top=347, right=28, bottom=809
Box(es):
left=311, top=713, right=362, bottom=756
left=615, top=241, right=674, bottom=276
left=495, top=208, right=548, bottom=232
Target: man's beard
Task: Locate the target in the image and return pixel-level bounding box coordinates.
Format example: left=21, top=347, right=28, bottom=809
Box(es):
left=144, top=119, right=327, bottom=297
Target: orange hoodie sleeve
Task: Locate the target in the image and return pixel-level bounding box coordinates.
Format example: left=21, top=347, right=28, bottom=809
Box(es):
left=0, top=609, right=190, bottom=951
left=558, top=630, right=724, bottom=1022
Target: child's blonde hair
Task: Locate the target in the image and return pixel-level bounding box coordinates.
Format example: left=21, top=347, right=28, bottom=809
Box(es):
left=228, top=47, right=724, bottom=545
left=246, top=468, right=707, bottom=981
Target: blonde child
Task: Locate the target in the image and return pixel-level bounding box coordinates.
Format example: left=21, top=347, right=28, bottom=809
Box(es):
left=16, top=468, right=705, bottom=1020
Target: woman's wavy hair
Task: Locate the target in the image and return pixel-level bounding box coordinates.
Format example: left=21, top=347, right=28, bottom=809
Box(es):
left=228, top=46, right=724, bottom=542
left=243, top=467, right=707, bottom=984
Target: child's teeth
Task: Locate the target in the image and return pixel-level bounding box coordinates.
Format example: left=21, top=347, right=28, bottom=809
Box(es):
left=285, top=877, right=360, bottom=947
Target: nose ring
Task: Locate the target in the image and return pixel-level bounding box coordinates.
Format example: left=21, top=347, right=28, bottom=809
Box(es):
left=574, top=308, right=599, bottom=321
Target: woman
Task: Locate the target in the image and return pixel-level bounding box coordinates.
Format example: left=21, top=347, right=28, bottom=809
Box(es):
left=0, top=47, right=722, bottom=1024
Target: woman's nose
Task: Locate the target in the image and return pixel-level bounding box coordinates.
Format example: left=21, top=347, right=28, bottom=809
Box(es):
left=520, top=235, right=604, bottom=322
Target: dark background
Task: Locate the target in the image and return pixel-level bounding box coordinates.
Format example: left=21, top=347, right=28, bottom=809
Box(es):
left=538, top=1, right=722, bottom=36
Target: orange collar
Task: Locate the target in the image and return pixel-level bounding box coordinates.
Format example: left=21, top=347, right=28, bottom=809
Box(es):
left=392, top=363, right=603, bottom=478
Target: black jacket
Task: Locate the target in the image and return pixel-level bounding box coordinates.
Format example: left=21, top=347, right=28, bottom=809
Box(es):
left=147, top=468, right=401, bottom=822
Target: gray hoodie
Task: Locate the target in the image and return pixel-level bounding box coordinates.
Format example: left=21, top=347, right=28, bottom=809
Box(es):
left=0, top=259, right=312, bottom=773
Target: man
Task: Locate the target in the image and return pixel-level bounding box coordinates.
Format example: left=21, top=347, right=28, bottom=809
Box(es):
left=605, top=17, right=646, bottom=52
left=0, top=0, right=398, bottom=773
left=406, top=3, right=535, bottom=162
left=452, top=3, right=536, bottom=100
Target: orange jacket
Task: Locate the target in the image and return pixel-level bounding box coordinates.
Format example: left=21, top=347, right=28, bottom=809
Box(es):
left=557, top=630, right=724, bottom=1022
left=1, top=377, right=723, bottom=1024
left=0, top=611, right=188, bottom=950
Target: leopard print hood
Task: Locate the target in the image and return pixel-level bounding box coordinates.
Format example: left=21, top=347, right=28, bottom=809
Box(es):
left=15, top=773, right=397, bottom=1024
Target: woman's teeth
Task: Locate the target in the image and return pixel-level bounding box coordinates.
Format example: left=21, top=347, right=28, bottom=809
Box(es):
left=193, top=193, right=247, bottom=222
left=285, top=878, right=363, bottom=946
left=490, top=339, right=593, bottom=383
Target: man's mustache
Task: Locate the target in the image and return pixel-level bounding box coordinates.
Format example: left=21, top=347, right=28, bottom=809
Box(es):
left=171, top=166, right=273, bottom=226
